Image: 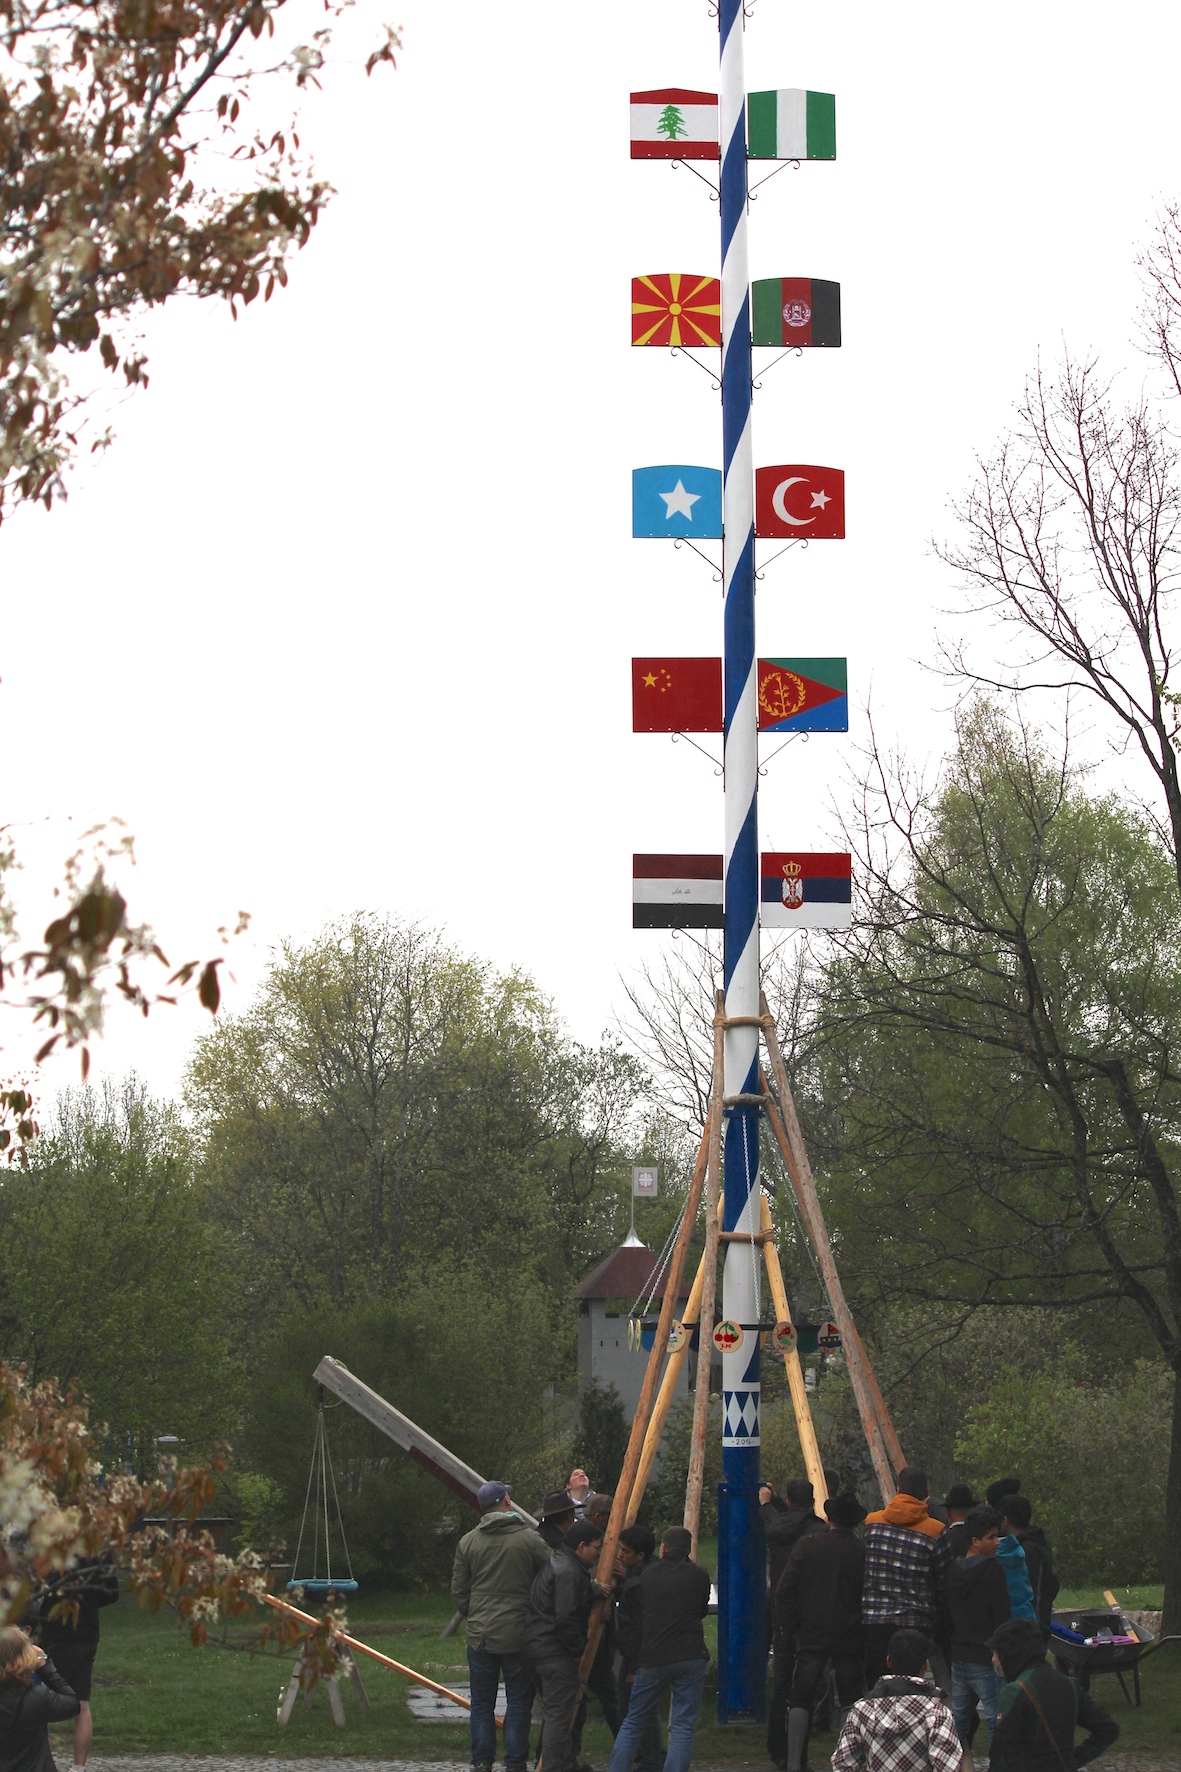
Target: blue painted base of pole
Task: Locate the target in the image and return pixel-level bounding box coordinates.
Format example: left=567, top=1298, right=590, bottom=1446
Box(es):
left=715, top=1474, right=767, bottom=1722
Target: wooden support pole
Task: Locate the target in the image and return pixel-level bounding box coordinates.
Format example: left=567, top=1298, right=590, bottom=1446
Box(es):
left=263, top=1593, right=500, bottom=1723
left=760, top=998, right=904, bottom=1472
left=625, top=1188, right=726, bottom=1526
left=577, top=1113, right=712, bottom=1695
left=684, top=991, right=725, bottom=1551
left=757, top=1009, right=905, bottom=1480
left=759, top=1190, right=827, bottom=1506
left=756, top=1051, right=898, bottom=1502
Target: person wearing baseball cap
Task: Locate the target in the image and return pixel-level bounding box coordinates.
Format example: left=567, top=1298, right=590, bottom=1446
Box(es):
left=451, top=1481, right=549, bottom=1772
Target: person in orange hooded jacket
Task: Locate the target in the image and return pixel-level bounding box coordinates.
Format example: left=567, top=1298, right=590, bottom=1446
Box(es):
left=860, top=1467, right=952, bottom=1688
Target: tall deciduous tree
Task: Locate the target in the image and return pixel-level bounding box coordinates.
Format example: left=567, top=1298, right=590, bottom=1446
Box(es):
left=812, top=701, right=1181, bottom=1626
left=186, top=913, right=647, bottom=1341
left=0, top=1077, right=236, bottom=1464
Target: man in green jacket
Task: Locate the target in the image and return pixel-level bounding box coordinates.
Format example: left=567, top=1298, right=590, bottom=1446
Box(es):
left=452, top=1481, right=551, bottom=1772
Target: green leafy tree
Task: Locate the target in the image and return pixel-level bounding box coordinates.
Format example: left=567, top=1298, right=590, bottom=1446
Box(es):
left=572, top=1379, right=630, bottom=1496
left=187, top=913, right=646, bottom=1350
left=241, top=1269, right=572, bottom=1583
left=808, top=701, right=1181, bottom=1624
left=0, top=1077, right=237, bottom=1465
left=956, top=1350, right=1171, bottom=1584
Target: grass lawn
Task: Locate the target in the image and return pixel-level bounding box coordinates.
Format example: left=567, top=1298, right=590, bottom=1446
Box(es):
left=55, top=1573, right=1181, bottom=1763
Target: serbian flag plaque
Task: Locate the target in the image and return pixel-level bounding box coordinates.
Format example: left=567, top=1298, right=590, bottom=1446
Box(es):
left=757, top=659, right=848, bottom=732
left=632, top=659, right=722, bottom=732
left=751, top=278, right=841, bottom=349
left=760, top=853, right=852, bottom=929
left=633, top=855, right=724, bottom=928
left=747, top=89, right=836, bottom=161
left=756, top=466, right=845, bottom=539
left=632, top=274, right=722, bottom=347
left=630, top=89, right=719, bottom=159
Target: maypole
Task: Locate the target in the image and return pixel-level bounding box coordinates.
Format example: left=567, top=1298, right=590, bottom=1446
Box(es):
left=717, top=0, right=763, bottom=1723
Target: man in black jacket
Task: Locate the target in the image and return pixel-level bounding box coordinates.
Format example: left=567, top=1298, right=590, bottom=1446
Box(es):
left=614, top=1527, right=662, bottom=1772
left=536, top=1492, right=577, bottom=1551
left=946, top=1504, right=1011, bottom=1748
left=760, top=1479, right=826, bottom=1767
left=776, top=1491, right=867, bottom=1772
left=942, top=1485, right=977, bottom=1561
left=989, top=1618, right=1117, bottom=1772
left=521, top=1521, right=605, bottom=1772
left=606, top=1528, right=710, bottom=1772
left=33, top=1558, right=118, bottom=1771
left=1000, top=1497, right=1059, bottom=1630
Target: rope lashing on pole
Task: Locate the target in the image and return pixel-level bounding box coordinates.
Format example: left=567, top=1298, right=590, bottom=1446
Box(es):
left=718, top=0, right=764, bottom=1719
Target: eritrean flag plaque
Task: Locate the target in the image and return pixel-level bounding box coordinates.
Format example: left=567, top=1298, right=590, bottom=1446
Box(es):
left=760, top=853, right=852, bottom=929
left=633, top=855, right=724, bottom=929
left=752, top=278, right=841, bottom=349
left=630, top=88, right=719, bottom=159
left=632, top=274, right=722, bottom=348
left=747, top=89, right=836, bottom=161
left=757, top=659, right=847, bottom=732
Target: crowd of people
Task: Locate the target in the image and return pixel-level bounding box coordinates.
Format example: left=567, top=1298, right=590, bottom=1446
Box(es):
left=762, top=1465, right=1119, bottom=1772
left=451, top=1470, right=712, bottom=1772
left=450, top=1462, right=1120, bottom=1772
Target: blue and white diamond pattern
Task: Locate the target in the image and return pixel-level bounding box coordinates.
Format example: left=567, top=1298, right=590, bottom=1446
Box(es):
left=722, top=1387, right=760, bottom=1446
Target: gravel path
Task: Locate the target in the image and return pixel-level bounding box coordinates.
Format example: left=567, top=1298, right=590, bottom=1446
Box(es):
left=83, top=1759, right=1181, bottom=1772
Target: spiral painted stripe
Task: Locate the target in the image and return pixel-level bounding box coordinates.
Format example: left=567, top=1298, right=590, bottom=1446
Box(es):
left=718, top=0, right=763, bottom=1720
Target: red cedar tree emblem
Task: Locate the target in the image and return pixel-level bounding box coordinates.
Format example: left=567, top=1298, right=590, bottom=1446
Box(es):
left=755, top=465, right=845, bottom=538
left=632, top=273, right=722, bottom=348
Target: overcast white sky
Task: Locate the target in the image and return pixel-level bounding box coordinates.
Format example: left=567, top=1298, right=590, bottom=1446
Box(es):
left=2, top=0, right=1179, bottom=1102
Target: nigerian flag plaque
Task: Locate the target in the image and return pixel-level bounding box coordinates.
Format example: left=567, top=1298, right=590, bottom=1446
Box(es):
left=747, top=89, right=836, bottom=160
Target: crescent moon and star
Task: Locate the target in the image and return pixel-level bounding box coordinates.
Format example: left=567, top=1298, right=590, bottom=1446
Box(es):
left=771, top=475, right=832, bottom=527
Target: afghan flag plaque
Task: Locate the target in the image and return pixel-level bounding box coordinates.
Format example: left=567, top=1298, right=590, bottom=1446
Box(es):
left=751, top=278, right=841, bottom=349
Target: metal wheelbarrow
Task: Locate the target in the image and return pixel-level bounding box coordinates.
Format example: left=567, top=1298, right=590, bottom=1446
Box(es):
left=1050, top=1599, right=1179, bottom=1707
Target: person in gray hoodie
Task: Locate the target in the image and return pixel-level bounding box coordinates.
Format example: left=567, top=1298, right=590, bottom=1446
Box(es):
left=451, top=1481, right=551, bottom=1772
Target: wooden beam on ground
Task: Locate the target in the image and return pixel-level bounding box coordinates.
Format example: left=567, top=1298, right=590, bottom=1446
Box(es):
left=263, top=1592, right=502, bottom=1724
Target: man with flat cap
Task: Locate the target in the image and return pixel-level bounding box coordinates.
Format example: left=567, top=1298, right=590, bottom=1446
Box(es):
left=452, top=1480, right=550, bottom=1772
left=775, top=1492, right=868, bottom=1772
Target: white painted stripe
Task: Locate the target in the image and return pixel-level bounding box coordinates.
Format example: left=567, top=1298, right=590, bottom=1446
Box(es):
left=776, top=88, right=808, bottom=158
left=759, top=901, right=853, bottom=929
left=632, top=878, right=723, bottom=905
left=630, top=103, right=718, bottom=143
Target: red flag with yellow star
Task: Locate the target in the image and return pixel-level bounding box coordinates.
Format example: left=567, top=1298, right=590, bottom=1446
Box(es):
left=631, top=273, right=722, bottom=347
left=632, top=658, right=722, bottom=731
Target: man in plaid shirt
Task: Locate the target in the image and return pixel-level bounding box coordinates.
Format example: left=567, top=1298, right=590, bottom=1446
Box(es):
left=832, top=1629, right=962, bottom=1772
left=861, top=1469, right=953, bottom=1687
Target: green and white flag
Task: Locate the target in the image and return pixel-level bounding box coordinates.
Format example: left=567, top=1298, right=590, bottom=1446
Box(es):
left=747, top=89, right=835, bottom=161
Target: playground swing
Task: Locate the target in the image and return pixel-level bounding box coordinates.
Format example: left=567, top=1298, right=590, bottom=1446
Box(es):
left=278, top=1392, right=367, bottom=1728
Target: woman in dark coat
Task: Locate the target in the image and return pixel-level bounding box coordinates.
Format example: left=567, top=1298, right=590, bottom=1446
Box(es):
left=0, top=1627, right=80, bottom=1772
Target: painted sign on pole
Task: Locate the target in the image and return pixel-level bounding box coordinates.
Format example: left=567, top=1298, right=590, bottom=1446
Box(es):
left=632, top=1165, right=659, bottom=1198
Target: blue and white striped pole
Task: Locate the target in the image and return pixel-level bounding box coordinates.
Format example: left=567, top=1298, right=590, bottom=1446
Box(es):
left=718, top=0, right=764, bottom=1722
